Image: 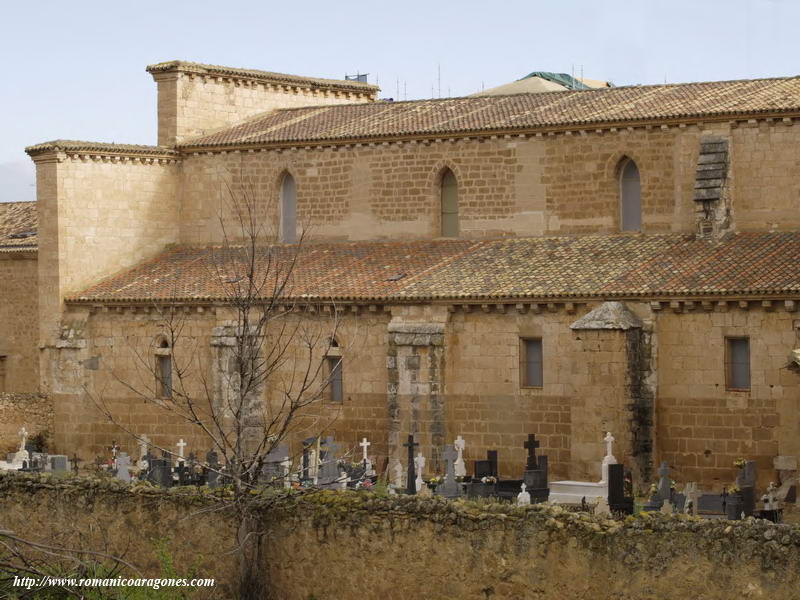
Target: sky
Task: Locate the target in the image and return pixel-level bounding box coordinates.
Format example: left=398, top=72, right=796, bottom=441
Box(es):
left=1, top=0, right=798, bottom=203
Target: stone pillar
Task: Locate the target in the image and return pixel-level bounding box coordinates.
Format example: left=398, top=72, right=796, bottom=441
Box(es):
left=387, top=308, right=448, bottom=473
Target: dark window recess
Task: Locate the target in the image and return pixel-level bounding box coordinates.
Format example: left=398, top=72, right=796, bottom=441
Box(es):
left=327, top=356, right=343, bottom=403
left=522, top=339, right=543, bottom=387
left=727, top=337, right=750, bottom=390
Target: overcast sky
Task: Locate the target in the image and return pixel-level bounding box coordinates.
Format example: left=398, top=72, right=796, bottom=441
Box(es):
left=1, top=0, right=798, bottom=202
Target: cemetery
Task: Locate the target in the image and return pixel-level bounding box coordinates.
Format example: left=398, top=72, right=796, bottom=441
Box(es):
left=3, top=423, right=800, bottom=598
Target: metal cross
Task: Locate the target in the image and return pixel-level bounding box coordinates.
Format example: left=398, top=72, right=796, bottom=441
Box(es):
left=524, top=434, right=540, bottom=470
left=403, top=435, right=419, bottom=494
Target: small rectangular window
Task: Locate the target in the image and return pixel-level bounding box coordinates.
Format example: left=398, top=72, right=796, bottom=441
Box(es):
left=726, top=337, right=750, bottom=390
left=521, top=339, right=543, bottom=388
left=0, top=356, right=6, bottom=393
left=326, top=356, right=343, bottom=403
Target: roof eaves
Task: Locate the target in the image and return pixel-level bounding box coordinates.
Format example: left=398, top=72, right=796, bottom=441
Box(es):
left=25, top=140, right=180, bottom=158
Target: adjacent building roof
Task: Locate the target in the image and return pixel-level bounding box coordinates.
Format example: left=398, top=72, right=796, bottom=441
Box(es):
left=146, top=60, right=380, bottom=95
left=25, top=140, right=178, bottom=158
left=0, top=202, right=37, bottom=251
left=68, top=232, right=800, bottom=304
left=182, top=76, right=800, bottom=149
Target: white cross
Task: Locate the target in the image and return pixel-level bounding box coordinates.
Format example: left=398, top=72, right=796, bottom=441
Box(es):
left=454, top=435, right=465, bottom=452
left=359, top=437, right=371, bottom=461
left=176, top=439, right=187, bottom=459
left=604, top=432, right=615, bottom=457
left=454, top=435, right=466, bottom=477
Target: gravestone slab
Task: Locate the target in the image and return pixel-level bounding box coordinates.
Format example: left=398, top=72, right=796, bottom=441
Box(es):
left=435, top=445, right=463, bottom=499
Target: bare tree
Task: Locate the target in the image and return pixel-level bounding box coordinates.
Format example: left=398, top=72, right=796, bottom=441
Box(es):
left=88, top=171, right=347, bottom=598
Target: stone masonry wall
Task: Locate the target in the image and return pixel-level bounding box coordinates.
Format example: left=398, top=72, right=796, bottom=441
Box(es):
left=153, top=71, right=376, bottom=146
left=0, top=252, right=38, bottom=392
left=4, top=477, right=800, bottom=600
left=0, top=393, right=52, bottom=455
left=656, top=307, right=800, bottom=490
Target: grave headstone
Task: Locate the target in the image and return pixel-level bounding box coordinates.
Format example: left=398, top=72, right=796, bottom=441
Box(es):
left=206, top=450, right=220, bottom=489
left=600, top=432, right=617, bottom=484
left=50, top=455, right=69, bottom=472
left=317, top=437, right=341, bottom=488
left=522, top=434, right=549, bottom=503
left=607, top=463, right=634, bottom=515
left=263, top=445, right=289, bottom=486
left=403, top=435, right=419, bottom=495
left=435, top=445, right=463, bottom=499
left=414, top=452, right=426, bottom=492
left=116, top=452, right=132, bottom=483
left=474, top=450, right=498, bottom=479
left=176, top=439, right=187, bottom=465
left=517, top=482, right=531, bottom=506
left=595, top=496, right=611, bottom=516
left=454, top=436, right=466, bottom=478
left=392, top=459, right=404, bottom=489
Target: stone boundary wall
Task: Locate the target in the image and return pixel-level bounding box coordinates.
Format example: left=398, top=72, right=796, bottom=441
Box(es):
left=2, top=474, right=800, bottom=599
left=0, top=393, right=52, bottom=454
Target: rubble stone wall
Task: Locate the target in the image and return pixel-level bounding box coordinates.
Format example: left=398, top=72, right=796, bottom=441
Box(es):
left=3, top=477, right=800, bottom=600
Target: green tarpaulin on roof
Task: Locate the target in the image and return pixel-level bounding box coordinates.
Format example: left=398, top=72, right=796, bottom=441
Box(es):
left=520, top=72, right=591, bottom=90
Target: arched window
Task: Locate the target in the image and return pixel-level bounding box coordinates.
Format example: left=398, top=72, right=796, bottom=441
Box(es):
left=440, top=169, right=459, bottom=237
left=619, top=158, right=641, bottom=231
left=155, top=339, right=172, bottom=399
left=280, top=173, right=297, bottom=243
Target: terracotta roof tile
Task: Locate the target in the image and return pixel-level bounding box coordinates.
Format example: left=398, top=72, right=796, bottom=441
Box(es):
left=181, top=77, right=800, bottom=148
left=0, top=202, right=37, bottom=251
left=68, top=233, right=800, bottom=303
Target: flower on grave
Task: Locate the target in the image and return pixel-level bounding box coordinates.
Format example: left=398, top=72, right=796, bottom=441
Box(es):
left=361, top=479, right=374, bottom=489
left=649, top=483, right=658, bottom=496
left=428, top=476, right=443, bottom=486
left=481, top=476, right=497, bottom=485
left=733, top=458, right=747, bottom=470
left=729, top=485, right=741, bottom=494
left=670, top=479, right=676, bottom=489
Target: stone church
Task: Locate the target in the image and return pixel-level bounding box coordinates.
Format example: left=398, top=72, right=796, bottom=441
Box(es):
left=3, top=60, right=800, bottom=488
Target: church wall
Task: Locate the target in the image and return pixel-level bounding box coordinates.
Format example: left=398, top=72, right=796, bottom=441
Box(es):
left=729, top=120, right=800, bottom=231
left=152, top=71, right=376, bottom=146
left=656, top=307, right=799, bottom=491
left=0, top=252, right=38, bottom=392
left=34, top=155, right=180, bottom=388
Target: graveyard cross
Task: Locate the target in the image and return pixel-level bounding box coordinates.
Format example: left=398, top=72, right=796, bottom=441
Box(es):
left=71, top=453, right=82, bottom=474
left=604, top=432, right=615, bottom=457
left=524, top=434, right=540, bottom=471
left=443, top=444, right=458, bottom=481
left=176, top=439, right=187, bottom=462
left=359, top=437, right=371, bottom=462
left=18, top=427, right=28, bottom=452
left=403, top=435, right=419, bottom=494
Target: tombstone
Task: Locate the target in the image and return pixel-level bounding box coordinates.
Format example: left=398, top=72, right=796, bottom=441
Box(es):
left=661, top=500, right=674, bottom=515
left=683, top=482, right=700, bottom=516
left=600, top=432, right=617, bottom=484
left=758, top=482, right=782, bottom=523
left=137, top=435, right=151, bottom=469
left=71, top=453, right=82, bottom=474
left=392, top=459, right=404, bottom=489
left=175, top=461, right=190, bottom=486
left=150, top=458, right=172, bottom=488
left=549, top=432, right=613, bottom=505
left=595, top=496, right=611, bottom=516
left=50, top=455, right=69, bottom=473
left=453, top=436, right=467, bottom=478
left=403, top=435, right=419, bottom=495
left=175, top=439, right=187, bottom=465
left=607, top=463, right=634, bottom=515
left=301, top=437, right=318, bottom=482
left=281, top=456, right=292, bottom=488
left=317, top=437, right=341, bottom=488
left=522, top=434, right=549, bottom=503
left=735, top=460, right=757, bottom=518
left=643, top=461, right=684, bottom=512
left=116, top=452, right=132, bottom=483
left=206, top=450, right=220, bottom=489
left=414, top=452, right=426, bottom=492
left=517, top=482, right=531, bottom=506
left=359, top=437, right=374, bottom=477
left=263, top=445, right=289, bottom=486
left=435, top=445, right=464, bottom=499
left=474, top=450, right=498, bottom=479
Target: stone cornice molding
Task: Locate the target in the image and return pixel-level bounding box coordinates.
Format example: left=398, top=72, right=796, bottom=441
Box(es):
left=146, top=60, right=379, bottom=97
left=26, top=141, right=181, bottom=165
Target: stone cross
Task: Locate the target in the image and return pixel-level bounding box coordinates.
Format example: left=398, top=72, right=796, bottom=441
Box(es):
left=414, top=452, right=426, bottom=492
left=600, top=431, right=617, bottom=484
left=657, top=461, right=671, bottom=499
left=403, top=435, right=419, bottom=494
left=360, top=438, right=371, bottom=462
left=281, top=456, right=292, bottom=489
left=524, top=434, right=540, bottom=471
left=517, top=482, right=531, bottom=506
left=138, top=436, right=150, bottom=465
left=206, top=450, right=220, bottom=488
left=110, top=440, right=119, bottom=460
left=176, top=439, right=187, bottom=462
left=18, top=427, right=28, bottom=453
left=116, top=452, right=131, bottom=483
left=454, top=435, right=466, bottom=478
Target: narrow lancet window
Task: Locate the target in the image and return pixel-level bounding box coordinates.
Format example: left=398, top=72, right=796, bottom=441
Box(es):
left=440, top=169, right=459, bottom=237
left=280, top=173, right=297, bottom=243
left=620, top=159, right=641, bottom=231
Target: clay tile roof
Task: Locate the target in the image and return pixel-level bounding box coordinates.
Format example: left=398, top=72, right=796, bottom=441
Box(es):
left=0, top=201, right=37, bottom=251
left=68, top=232, right=800, bottom=304
left=146, top=60, right=379, bottom=94
left=181, top=76, right=800, bottom=148
left=25, top=140, right=178, bottom=158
